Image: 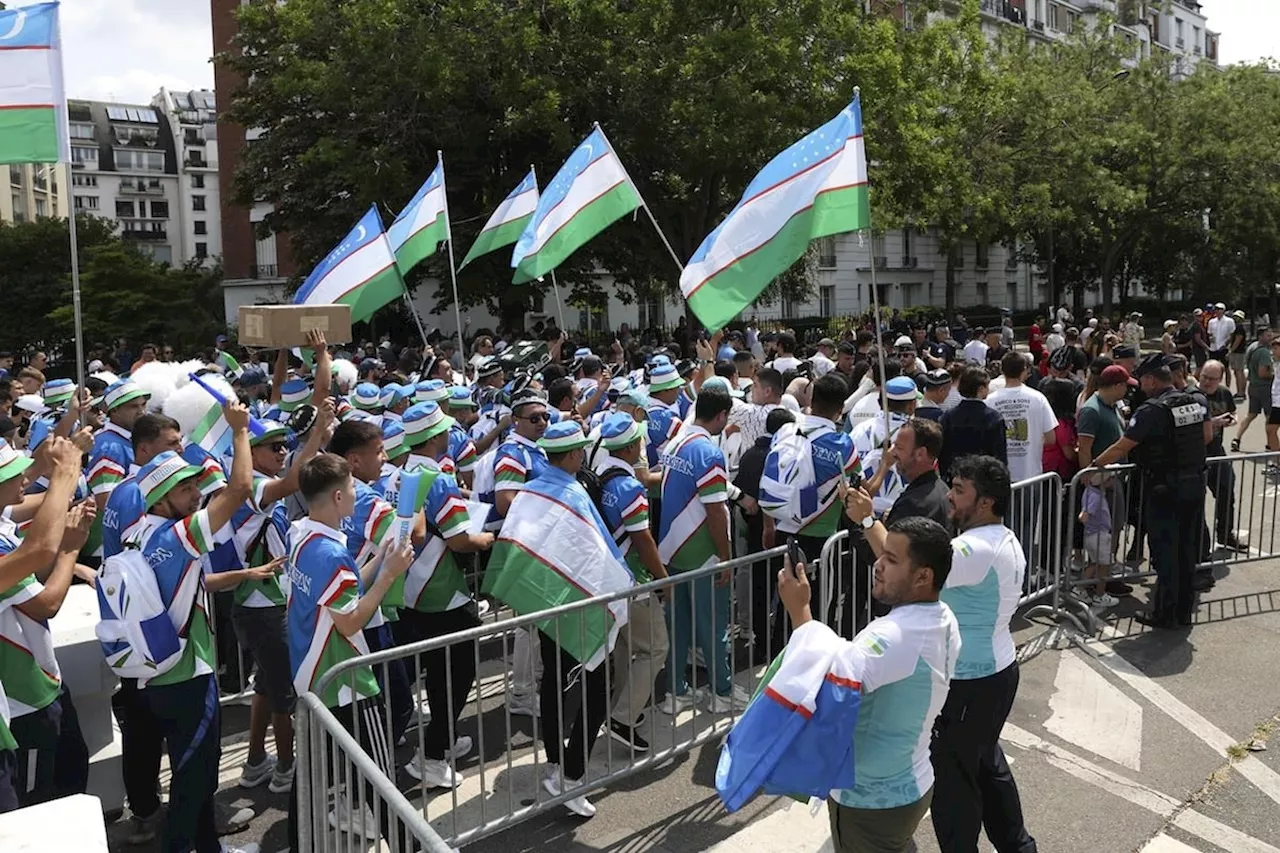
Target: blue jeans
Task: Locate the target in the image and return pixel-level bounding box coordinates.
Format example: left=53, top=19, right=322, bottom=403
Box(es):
left=665, top=571, right=732, bottom=696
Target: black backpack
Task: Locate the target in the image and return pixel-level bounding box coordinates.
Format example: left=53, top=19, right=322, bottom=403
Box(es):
left=577, top=464, right=630, bottom=519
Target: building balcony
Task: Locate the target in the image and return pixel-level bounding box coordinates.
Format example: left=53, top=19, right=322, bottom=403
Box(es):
left=119, top=181, right=164, bottom=195
left=979, top=0, right=1026, bottom=25
left=120, top=220, right=167, bottom=241
left=185, top=156, right=208, bottom=168
left=250, top=264, right=279, bottom=279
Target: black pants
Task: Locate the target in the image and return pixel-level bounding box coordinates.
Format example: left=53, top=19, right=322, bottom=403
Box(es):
left=112, top=678, right=164, bottom=818
left=141, top=675, right=221, bottom=853
left=539, top=631, right=609, bottom=781
left=1147, top=476, right=1205, bottom=624
left=930, top=663, right=1036, bottom=853
left=287, top=698, right=419, bottom=852
left=365, top=622, right=413, bottom=745
left=10, top=685, right=89, bottom=807
left=0, top=750, right=16, bottom=813
left=395, top=606, right=481, bottom=759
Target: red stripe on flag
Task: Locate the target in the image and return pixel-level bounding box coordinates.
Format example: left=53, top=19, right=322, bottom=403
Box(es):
left=825, top=673, right=862, bottom=690
left=764, top=686, right=813, bottom=719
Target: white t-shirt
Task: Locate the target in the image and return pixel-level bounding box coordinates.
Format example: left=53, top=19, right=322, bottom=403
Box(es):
left=845, top=392, right=882, bottom=433
left=962, top=340, right=988, bottom=364
left=1045, top=333, right=1065, bottom=353
left=1056, top=307, right=1072, bottom=326
left=1208, top=316, right=1235, bottom=351
left=811, top=352, right=836, bottom=377
left=941, top=523, right=1024, bottom=679
left=769, top=355, right=803, bottom=375
left=1271, top=360, right=1280, bottom=407
left=984, top=384, right=1057, bottom=482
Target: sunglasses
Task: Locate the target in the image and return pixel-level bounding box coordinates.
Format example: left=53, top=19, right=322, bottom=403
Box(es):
left=517, top=413, right=550, bottom=424
left=265, top=442, right=289, bottom=453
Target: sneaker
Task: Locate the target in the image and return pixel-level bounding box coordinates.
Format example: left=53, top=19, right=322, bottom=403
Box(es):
left=1088, top=592, right=1120, bottom=609
left=507, top=694, right=539, bottom=717
left=608, top=720, right=650, bottom=752
left=701, top=685, right=751, bottom=714
left=221, top=844, right=261, bottom=853
left=445, top=735, right=473, bottom=760
left=125, top=806, right=164, bottom=845
left=238, top=754, right=277, bottom=789
left=327, top=794, right=377, bottom=839
left=408, top=698, right=432, bottom=728
left=1231, top=437, right=1241, bottom=452
left=215, top=801, right=254, bottom=836
left=477, top=599, right=492, bottom=617
left=267, top=761, right=294, bottom=794
left=542, top=771, right=597, bottom=818
left=657, top=691, right=694, bottom=715
left=404, top=751, right=462, bottom=788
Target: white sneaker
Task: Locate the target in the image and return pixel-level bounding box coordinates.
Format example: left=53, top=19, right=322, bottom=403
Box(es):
left=702, top=685, right=751, bottom=714
left=1089, top=592, right=1120, bottom=609
left=445, top=735, right=473, bottom=760
left=221, top=843, right=260, bottom=853
left=267, top=761, right=294, bottom=794
left=238, top=754, right=277, bottom=789
left=657, top=691, right=694, bottom=715
left=326, top=794, right=377, bottom=839
left=541, top=770, right=597, bottom=818
left=507, top=694, right=539, bottom=717
left=477, top=599, right=492, bottom=617
left=404, top=751, right=462, bottom=789
left=408, top=698, right=432, bottom=728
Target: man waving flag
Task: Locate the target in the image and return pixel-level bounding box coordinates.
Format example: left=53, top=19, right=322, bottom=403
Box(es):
left=389, top=159, right=449, bottom=275
left=459, top=169, right=538, bottom=269
left=510, top=127, right=641, bottom=284
left=293, top=206, right=406, bottom=323
left=680, top=96, right=870, bottom=330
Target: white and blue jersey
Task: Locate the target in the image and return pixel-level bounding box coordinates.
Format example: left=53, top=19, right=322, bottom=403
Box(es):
left=832, top=601, right=961, bottom=810
left=941, top=524, right=1023, bottom=680
left=88, top=423, right=134, bottom=497
left=851, top=411, right=910, bottom=517
left=101, top=474, right=146, bottom=559
left=761, top=415, right=859, bottom=539
left=644, top=403, right=683, bottom=469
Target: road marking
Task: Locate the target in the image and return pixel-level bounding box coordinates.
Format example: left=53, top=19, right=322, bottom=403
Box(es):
left=1045, top=651, right=1144, bottom=770
left=1081, top=631, right=1280, bottom=809
left=1141, top=834, right=1202, bottom=853
left=1003, top=723, right=1280, bottom=853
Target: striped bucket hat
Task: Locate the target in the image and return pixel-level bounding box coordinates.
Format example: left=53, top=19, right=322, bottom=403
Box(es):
left=446, top=386, right=478, bottom=409
left=42, top=379, right=76, bottom=408
left=599, top=413, right=645, bottom=450
left=104, top=379, right=151, bottom=411
left=136, top=450, right=203, bottom=508
left=415, top=379, right=449, bottom=404
left=351, top=383, right=383, bottom=411
left=647, top=358, right=683, bottom=393
left=0, top=438, right=34, bottom=485
left=382, top=421, right=409, bottom=460
left=537, top=421, right=590, bottom=453
left=402, top=401, right=455, bottom=448
left=383, top=384, right=414, bottom=408
left=279, top=379, right=310, bottom=413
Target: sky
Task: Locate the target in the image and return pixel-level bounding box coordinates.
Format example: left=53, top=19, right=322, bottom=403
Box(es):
left=38, top=0, right=1280, bottom=106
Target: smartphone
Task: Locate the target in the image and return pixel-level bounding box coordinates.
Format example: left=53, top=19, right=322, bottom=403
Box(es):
left=786, top=536, right=806, bottom=578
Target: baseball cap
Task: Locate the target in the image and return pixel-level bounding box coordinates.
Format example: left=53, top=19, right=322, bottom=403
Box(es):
left=894, top=335, right=914, bottom=349
left=1099, top=365, right=1137, bottom=387
left=817, top=337, right=836, bottom=348
left=885, top=376, right=918, bottom=401
left=1111, top=344, right=1137, bottom=359
left=1215, top=302, right=1226, bottom=310
left=701, top=376, right=743, bottom=399
left=1164, top=319, right=1178, bottom=329
left=1133, top=353, right=1173, bottom=378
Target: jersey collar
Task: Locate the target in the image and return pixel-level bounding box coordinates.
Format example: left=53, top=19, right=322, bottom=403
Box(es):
left=293, top=517, right=346, bottom=545
left=102, top=421, right=132, bottom=441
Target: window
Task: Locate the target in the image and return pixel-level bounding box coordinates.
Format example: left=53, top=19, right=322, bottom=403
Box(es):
left=74, top=195, right=99, bottom=210
left=976, top=281, right=989, bottom=305
left=637, top=296, right=663, bottom=329
left=193, top=220, right=207, bottom=235
left=191, top=174, right=205, bottom=189
left=975, top=242, right=989, bottom=269
left=195, top=242, right=208, bottom=259
left=1007, top=282, right=1018, bottom=311
left=820, top=285, right=836, bottom=317
left=105, top=106, right=158, bottom=123
left=71, top=145, right=98, bottom=165
left=115, top=200, right=135, bottom=217
left=69, top=122, right=94, bottom=140
left=115, top=149, right=165, bottom=172
left=901, top=227, right=914, bottom=261
left=192, top=195, right=206, bottom=211
left=1048, top=3, right=1059, bottom=30
left=35, top=199, right=46, bottom=217
left=7, top=165, right=20, bottom=186
left=817, top=236, right=837, bottom=268
left=949, top=243, right=964, bottom=269
left=781, top=294, right=796, bottom=318
left=149, top=201, right=169, bottom=219
left=72, top=173, right=97, bottom=187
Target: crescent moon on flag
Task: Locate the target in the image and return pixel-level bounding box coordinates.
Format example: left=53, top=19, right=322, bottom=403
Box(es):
left=354, top=224, right=367, bottom=241
left=0, top=11, right=28, bottom=40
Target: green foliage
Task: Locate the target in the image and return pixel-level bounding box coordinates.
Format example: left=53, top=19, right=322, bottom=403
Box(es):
left=0, top=216, right=225, bottom=360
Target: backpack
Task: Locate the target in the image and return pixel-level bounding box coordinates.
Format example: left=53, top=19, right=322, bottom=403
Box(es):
left=95, top=546, right=184, bottom=682
left=759, top=422, right=833, bottom=527
left=577, top=458, right=629, bottom=520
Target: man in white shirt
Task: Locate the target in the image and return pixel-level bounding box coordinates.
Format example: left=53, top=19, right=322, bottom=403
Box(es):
left=768, top=333, right=803, bottom=375
left=1055, top=304, right=1072, bottom=327
left=811, top=338, right=837, bottom=377
left=777, top=515, right=960, bottom=853
left=1207, top=302, right=1234, bottom=362
left=1044, top=324, right=1065, bottom=354
left=962, top=329, right=989, bottom=365
left=984, top=352, right=1056, bottom=484
left=727, top=367, right=783, bottom=449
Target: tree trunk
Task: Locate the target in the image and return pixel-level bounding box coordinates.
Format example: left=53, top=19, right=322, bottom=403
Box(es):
left=945, top=252, right=957, bottom=323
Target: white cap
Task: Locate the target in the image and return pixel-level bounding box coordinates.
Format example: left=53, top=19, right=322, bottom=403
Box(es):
left=1088, top=318, right=1098, bottom=327
left=87, top=359, right=104, bottom=373
left=14, top=394, right=47, bottom=415
left=894, top=335, right=913, bottom=348
left=1052, top=323, right=1063, bottom=333
left=1215, top=302, right=1226, bottom=310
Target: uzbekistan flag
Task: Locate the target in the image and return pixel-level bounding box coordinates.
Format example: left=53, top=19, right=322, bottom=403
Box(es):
left=681, top=96, right=870, bottom=330
left=459, top=168, right=538, bottom=269
left=389, top=159, right=449, bottom=275
left=0, top=2, right=69, bottom=165
left=294, top=205, right=405, bottom=324
left=510, top=127, right=641, bottom=285
left=484, top=475, right=634, bottom=671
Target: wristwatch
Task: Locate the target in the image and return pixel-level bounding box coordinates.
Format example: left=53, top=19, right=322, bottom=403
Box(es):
left=860, top=515, right=876, bottom=530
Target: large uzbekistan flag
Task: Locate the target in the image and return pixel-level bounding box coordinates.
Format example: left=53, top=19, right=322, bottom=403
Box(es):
left=680, top=97, right=870, bottom=330
left=389, top=159, right=448, bottom=275
left=459, top=168, right=537, bottom=269
left=0, top=2, right=70, bottom=165
left=294, top=206, right=406, bottom=323
left=484, top=475, right=633, bottom=671
left=510, top=127, right=641, bottom=284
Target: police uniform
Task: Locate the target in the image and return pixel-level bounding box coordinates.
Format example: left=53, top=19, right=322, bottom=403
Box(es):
left=1124, top=354, right=1207, bottom=627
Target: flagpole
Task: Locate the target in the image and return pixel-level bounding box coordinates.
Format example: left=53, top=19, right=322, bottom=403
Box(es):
left=593, top=123, right=685, bottom=275
left=854, top=86, right=891, bottom=441
left=51, top=11, right=85, bottom=392
left=402, top=291, right=431, bottom=350
left=439, top=150, right=466, bottom=347
left=529, top=163, right=568, bottom=330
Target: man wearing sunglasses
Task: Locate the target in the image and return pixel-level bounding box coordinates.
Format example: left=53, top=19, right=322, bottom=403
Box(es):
left=225, top=400, right=335, bottom=795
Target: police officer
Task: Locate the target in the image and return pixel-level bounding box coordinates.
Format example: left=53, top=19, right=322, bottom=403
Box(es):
left=1093, top=353, right=1212, bottom=629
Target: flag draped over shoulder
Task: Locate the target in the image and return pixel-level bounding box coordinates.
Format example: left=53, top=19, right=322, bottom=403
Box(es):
left=681, top=96, right=871, bottom=330
left=716, top=620, right=862, bottom=812
left=460, top=169, right=538, bottom=270
left=293, top=206, right=405, bottom=324
left=0, top=2, right=69, bottom=165
left=389, top=160, right=449, bottom=275
left=510, top=127, right=641, bottom=285
left=484, top=474, right=633, bottom=670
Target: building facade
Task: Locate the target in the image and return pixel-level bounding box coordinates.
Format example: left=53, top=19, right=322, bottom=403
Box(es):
left=3, top=163, right=67, bottom=224
left=152, top=88, right=222, bottom=268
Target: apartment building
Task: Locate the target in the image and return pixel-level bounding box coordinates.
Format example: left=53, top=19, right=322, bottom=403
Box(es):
left=152, top=88, right=222, bottom=267
left=2, top=162, right=68, bottom=224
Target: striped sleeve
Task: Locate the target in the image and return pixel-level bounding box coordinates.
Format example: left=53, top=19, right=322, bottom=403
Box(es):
left=433, top=485, right=470, bottom=539
left=248, top=476, right=272, bottom=513
left=843, top=444, right=862, bottom=475
left=455, top=437, right=478, bottom=473
left=88, top=451, right=127, bottom=495
left=318, top=559, right=360, bottom=613
left=176, top=509, right=216, bottom=558
left=0, top=575, right=38, bottom=613
left=493, top=448, right=528, bottom=491
left=619, top=491, right=650, bottom=533
left=364, top=498, right=394, bottom=547
left=695, top=444, right=729, bottom=503
left=197, top=457, right=226, bottom=496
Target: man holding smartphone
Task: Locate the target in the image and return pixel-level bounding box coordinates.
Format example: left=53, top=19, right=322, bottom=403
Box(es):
left=1197, top=361, right=1243, bottom=551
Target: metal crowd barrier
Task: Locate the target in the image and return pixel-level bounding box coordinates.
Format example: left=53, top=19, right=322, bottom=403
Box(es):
left=304, top=546, right=787, bottom=848
left=818, top=529, right=873, bottom=636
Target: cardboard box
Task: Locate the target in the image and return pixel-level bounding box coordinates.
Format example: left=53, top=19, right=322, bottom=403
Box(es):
left=237, top=304, right=353, bottom=347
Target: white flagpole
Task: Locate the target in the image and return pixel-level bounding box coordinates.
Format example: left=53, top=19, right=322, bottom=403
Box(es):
left=593, top=123, right=686, bottom=275
left=529, top=163, right=567, bottom=329
left=52, top=11, right=85, bottom=391
left=439, top=151, right=466, bottom=347
left=854, top=86, right=892, bottom=440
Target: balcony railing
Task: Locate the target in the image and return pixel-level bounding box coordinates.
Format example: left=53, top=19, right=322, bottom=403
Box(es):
left=119, top=181, right=164, bottom=195
left=120, top=220, right=167, bottom=241
left=250, top=264, right=279, bottom=279
left=1193, top=44, right=1202, bottom=55
left=979, top=0, right=1026, bottom=25
left=1176, top=36, right=1185, bottom=48
left=1032, top=19, right=1045, bottom=30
